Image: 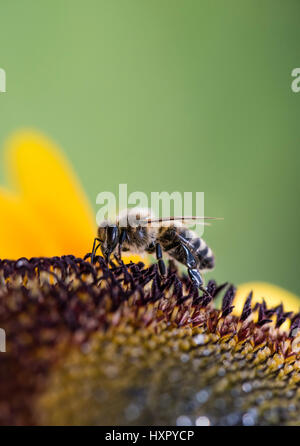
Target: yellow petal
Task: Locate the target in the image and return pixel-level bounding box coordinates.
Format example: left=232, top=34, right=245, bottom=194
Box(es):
left=234, top=282, right=300, bottom=314
left=5, top=130, right=96, bottom=257
left=0, top=188, right=59, bottom=258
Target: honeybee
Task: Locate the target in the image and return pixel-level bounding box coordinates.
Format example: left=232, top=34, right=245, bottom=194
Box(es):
left=91, top=208, right=222, bottom=291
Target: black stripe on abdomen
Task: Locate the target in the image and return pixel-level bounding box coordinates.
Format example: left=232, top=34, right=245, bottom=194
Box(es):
left=196, top=243, right=215, bottom=270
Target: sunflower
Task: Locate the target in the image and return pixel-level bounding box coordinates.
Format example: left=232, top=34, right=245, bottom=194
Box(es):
left=0, top=130, right=299, bottom=426
left=0, top=130, right=298, bottom=310
left=0, top=130, right=143, bottom=263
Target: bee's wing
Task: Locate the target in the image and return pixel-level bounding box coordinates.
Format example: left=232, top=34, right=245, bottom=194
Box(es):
left=143, top=216, right=223, bottom=226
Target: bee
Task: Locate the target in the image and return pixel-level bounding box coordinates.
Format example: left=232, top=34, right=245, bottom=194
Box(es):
left=91, top=208, right=222, bottom=291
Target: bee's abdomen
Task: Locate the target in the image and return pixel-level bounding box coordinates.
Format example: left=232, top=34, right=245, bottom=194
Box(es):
left=197, top=244, right=215, bottom=270
left=178, top=228, right=214, bottom=270
left=159, top=227, right=215, bottom=271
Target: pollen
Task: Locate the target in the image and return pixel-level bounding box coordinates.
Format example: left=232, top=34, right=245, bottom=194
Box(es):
left=0, top=255, right=299, bottom=426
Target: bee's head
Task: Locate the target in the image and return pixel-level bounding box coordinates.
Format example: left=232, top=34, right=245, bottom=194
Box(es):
left=97, top=221, right=119, bottom=262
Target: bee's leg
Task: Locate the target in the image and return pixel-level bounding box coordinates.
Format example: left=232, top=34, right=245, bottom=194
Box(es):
left=188, top=268, right=204, bottom=288
left=118, top=229, right=127, bottom=260
left=91, top=237, right=102, bottom=264
left=155, top=242, right=166, bottom=277
left=181, top=244, right=204, bottom=289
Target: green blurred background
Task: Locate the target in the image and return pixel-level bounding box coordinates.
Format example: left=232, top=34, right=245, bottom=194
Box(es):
left=0, top=0, right=299, bottom=294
